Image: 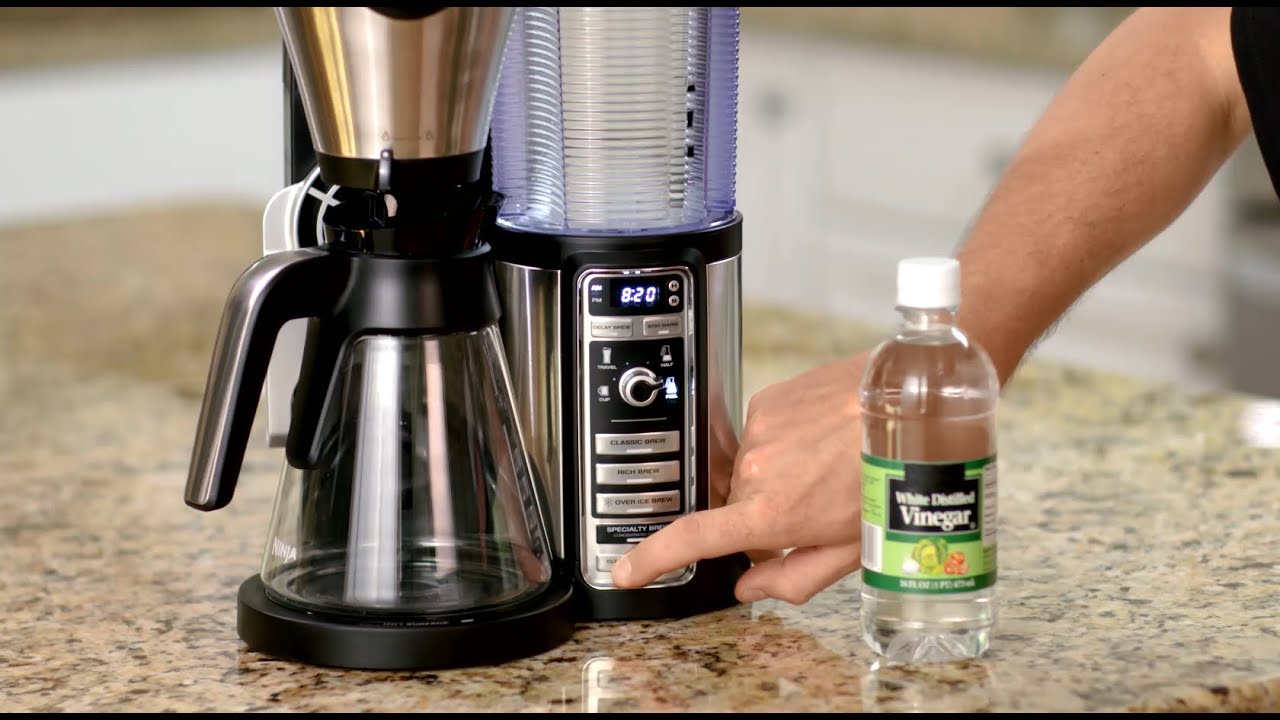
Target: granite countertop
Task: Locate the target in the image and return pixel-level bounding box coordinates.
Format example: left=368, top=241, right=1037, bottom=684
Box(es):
left=2, top=204, right=1279, bottom=712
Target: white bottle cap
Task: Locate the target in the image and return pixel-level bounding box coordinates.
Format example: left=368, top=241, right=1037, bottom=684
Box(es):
left=897, top=256, right=961, bottom=309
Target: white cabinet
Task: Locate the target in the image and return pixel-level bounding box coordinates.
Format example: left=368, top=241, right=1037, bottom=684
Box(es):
left=736, top=31, right=1231, bottom=388
left=737, top=34, right=827, bottom=311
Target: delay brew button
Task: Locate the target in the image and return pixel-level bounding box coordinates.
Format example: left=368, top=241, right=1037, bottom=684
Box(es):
left=590, top=318, right=634, bottom=338
left=596, top=490, right=681, bottom=516
left=596, top=460, right=680, bottom=485
left=595, top=431, right=681, bottom=455
left=642, top=315, right=683, bottom=337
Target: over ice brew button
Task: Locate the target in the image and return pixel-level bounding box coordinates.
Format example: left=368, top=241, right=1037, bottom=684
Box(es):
left=595, top=490, right=681, bottom=516
left=595, top=431, right=681, bottom=456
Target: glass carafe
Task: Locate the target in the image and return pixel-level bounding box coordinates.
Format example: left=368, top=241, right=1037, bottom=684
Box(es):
left=260, top=326, right=553, bottom=617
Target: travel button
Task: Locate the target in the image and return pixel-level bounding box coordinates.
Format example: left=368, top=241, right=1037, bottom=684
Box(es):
left=643, top=315, right=682, bottom=337
left=591, top=318, right=634, bottom=338
left=595, top=431, right=681, bottom=456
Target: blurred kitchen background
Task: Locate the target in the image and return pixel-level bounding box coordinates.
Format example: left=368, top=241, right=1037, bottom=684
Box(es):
left=2, top=7, right=1278, bottom=397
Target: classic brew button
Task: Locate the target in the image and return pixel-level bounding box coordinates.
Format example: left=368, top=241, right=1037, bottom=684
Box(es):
left=597, top=554, right=623, bottom=572
left=596, top=490, right=681, bottom=516
left=596, top=460, right=680, bottom=485
left=667, top=280, right=679, bottom=292
left=642, top=315, right=683, bottom=337
left=595, top=431, right=681, bottom=455
left=590, top=318, right=634, bottom=338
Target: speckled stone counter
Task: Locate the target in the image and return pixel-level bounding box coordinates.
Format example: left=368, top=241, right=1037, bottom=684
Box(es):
left=1, top=205, right=1279, bottom=712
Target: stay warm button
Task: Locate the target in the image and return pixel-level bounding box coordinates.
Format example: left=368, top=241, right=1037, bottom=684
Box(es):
left=595, top=431, right=681, bottom=456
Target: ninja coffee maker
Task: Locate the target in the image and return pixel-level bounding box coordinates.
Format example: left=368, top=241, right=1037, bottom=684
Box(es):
left=486, top=6, right=749, bottom=619
left=185, top=7, right=573, bottom=670
left=188, top=5, right=748, bottom=670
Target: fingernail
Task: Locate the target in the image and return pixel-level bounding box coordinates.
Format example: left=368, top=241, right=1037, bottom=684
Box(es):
left=612, top=556, right=633, bottom=586
left=740, top=588, right=767, bottom=602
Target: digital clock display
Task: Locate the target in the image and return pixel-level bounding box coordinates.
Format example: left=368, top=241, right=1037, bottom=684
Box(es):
left=594, top=274, right=681, bottom=313
left=616, top=284, right=661, bottom=307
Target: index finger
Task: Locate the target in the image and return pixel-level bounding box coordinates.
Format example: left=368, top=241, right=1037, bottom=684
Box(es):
left=611, top=501, right=769, bottom=588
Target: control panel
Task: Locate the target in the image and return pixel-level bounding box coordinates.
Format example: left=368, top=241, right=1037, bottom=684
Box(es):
left=577, top=267, right=695, bottom=589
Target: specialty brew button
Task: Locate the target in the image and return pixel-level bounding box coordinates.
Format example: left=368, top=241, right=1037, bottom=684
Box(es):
left=596, top=490, right=681, bottom=516
left=595, top=431, right=681, bottom=455
left=642, top=315, right=683, bottom=337
left=596, top=460, right=680, bottom=485
left=591, top=318, right=634, bottom=338
left=597, top=522, right=672, bottom=544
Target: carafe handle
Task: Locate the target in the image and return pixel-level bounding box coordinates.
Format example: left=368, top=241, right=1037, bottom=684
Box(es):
left=185, top=247, right=348, bottom=511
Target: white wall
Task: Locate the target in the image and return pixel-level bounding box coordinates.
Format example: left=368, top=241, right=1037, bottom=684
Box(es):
left=738, top=31, right=1231, bottom=389
left=0, top=46, right=282, bottom=228
left=0, top=36, right=1232, bottom=388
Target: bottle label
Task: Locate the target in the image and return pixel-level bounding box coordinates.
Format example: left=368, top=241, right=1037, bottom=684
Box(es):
left=860, top=453, right=997, bottom=594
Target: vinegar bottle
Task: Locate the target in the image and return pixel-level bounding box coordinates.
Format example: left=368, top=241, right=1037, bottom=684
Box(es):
left=859, top=257, right=999, bottom=663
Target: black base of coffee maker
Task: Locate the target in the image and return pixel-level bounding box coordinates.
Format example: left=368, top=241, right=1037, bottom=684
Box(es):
left=236, top=575, right=575, bottom=671
left=576, top=552, right=751, bottom=621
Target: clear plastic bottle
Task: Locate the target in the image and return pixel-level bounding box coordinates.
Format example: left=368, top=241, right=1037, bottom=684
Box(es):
left=859, top=257, right=999, bottom=663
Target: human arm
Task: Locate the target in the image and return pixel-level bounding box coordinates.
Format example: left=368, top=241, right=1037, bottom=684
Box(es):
left=957, top=6, right=1250, bottom=384
left=613, top=7, right=1252, bottom=602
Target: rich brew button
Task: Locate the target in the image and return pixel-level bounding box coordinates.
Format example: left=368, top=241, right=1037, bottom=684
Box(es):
left=642, top=315, right=683, bottom=337
left=596, top=490, right=681, bottom=516
left=596, top=460, right=680, bottom=485
left=595, top=431, right=681, bottom=455
left=590, top=318, right=634, bottom=338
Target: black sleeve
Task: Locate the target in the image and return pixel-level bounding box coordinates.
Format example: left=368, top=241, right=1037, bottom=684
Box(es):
left=1233, top=7, right=1280, bottom=198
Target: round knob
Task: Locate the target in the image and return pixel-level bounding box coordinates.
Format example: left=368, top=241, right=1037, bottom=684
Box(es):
left=619, top=367, right=664, bottom=408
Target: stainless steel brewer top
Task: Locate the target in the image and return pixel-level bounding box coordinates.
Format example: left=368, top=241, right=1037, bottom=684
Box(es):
left=277, top=7, right=513, bottom=188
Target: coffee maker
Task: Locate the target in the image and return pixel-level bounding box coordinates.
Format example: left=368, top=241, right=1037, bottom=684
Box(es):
left=185, top=7, right=574, bottom=670
left=190, top=5, right=749, bottom=670
left=485, top=7, right=748, bottom=619
left=260, top=6, right=747, bottom=627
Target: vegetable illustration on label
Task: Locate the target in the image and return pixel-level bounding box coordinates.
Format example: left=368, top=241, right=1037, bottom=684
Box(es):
left=912, top=538, right=949, bottom=576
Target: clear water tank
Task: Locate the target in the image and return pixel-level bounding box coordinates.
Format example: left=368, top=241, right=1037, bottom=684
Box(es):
left=490, top=6, right=740, bottom=235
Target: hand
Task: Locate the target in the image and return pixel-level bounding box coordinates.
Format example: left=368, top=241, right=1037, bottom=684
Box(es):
left=611, top=353, right=867, bottom=604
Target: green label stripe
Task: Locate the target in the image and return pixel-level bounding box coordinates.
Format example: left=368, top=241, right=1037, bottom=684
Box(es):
left=861, top=453, right=995, bottom=472
left=863, top=569, right=996, bottom=594
left=885, top=530, right=981, bottom=544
